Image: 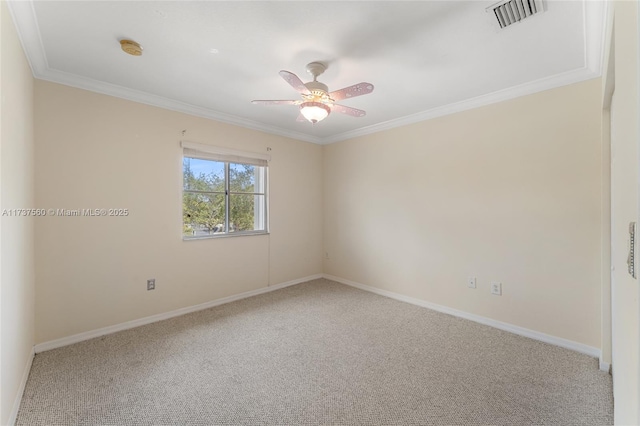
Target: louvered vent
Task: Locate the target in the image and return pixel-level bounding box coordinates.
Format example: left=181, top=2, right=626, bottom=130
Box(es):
left=489, top=0, right=544, bottom=29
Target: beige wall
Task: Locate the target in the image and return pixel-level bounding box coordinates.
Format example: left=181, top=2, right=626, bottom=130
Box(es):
left=0, top=1, right=36, bottom=424
left=610, top=1, right=640, bottom=423
left=324, top=78, right=603, bottom=348
left=34, top=81, right=323, bottom=344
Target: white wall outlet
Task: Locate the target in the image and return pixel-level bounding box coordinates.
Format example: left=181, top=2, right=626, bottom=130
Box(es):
left=491, top=282, right=502, bottom=295
left=147, top=278, right=155, bottom=291
left=467, top=277, right=477, bottom=289
left=324, top=251, right=330, bottom=260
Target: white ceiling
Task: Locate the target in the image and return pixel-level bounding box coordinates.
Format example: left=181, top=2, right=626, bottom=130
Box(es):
left=8, top=1, right=606, bottom=144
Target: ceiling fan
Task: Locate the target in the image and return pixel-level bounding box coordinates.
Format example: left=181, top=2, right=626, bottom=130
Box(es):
left=252, top=62, right=374, bottom=124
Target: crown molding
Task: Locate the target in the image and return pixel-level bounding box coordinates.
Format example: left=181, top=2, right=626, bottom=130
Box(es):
left=323, top=65, right=600, bottom=144
left=321, top=0, right=606, bottom=145
left=584, top=0, right=607, bottom=77
left=6, top=0, right=48, bottom=74
left=38, top=68, right=323, bottom=144
left=8, top=0, right=606, bottom=146
left=6, top=1, right=322, bottom=145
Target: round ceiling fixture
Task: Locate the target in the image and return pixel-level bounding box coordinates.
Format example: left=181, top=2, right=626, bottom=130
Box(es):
left=120, top=39, right=143, bottom=56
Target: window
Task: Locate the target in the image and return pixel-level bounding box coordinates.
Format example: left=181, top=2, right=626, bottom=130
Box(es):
left=181, top=141, right=269, bottom=239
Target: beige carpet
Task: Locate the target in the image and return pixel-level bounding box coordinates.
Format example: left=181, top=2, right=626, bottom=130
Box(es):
left=17, top=279, right=613, bottom=425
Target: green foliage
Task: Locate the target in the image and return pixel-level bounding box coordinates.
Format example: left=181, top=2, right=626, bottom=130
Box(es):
left=229, top=164, right=257, bottom=232
left=183, top=159, right=260, bottom=236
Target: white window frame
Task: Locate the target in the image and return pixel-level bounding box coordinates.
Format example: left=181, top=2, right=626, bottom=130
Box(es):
left=181, top=141, right=270, bottom=240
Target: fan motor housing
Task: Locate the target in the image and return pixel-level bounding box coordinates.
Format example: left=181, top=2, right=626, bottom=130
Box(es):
left=305, top=81, right=328, bottom=94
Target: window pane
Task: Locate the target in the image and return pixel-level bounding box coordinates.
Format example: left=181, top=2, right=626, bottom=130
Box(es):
left=183, top=157, right=225, bottom=192
left=229, top=163, right=256, bottom=193
left=229, top=194, right=265, bottom=232
left=183, top=192, right=226, bottom=237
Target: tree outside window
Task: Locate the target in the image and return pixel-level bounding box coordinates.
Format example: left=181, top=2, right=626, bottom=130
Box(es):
left=183, top=157, right=267, bottom=238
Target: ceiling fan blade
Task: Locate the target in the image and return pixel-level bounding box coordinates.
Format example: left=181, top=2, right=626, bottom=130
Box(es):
left=279, top=70, right=311, bottom=94
left=251, top=100, right=299, bottom=105
left=329, top=82, right=374, bottom=101
left=331, top=104, right=366, bottom=117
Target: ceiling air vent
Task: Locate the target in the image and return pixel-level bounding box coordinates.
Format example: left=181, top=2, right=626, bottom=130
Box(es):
left=489, top=0, right=544, bottom=29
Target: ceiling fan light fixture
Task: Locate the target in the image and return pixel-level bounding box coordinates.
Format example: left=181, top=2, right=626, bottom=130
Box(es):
left=252, top=62, right=373, bottom=123
left=300, top=101, right=330, bottom=124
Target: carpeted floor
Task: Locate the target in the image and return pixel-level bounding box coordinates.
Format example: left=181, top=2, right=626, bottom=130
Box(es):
left=17, top=278, right=613, bottom=425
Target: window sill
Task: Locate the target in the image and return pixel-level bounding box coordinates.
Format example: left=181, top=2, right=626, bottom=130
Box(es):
left=182, top=231, right=269, bottom=241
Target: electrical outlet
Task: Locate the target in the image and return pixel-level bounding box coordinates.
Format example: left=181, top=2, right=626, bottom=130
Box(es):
left=491, top=282, right=502, bottom=295
left=324, top=252, right=330, bottom=260
left=147, top=279, right=155, bottom=291
left=467, top=277, right=477, bottom=289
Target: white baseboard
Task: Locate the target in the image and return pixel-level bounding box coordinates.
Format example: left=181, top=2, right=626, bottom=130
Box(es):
left=8, top=346, right=35, bottom=426
left=599, top=358, right=611, bottom=373
left=35, top=274, right=323, bottom=353
left=324, top=274, right=602, bottom=359
left=34, top=272, right=605, bottom=365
